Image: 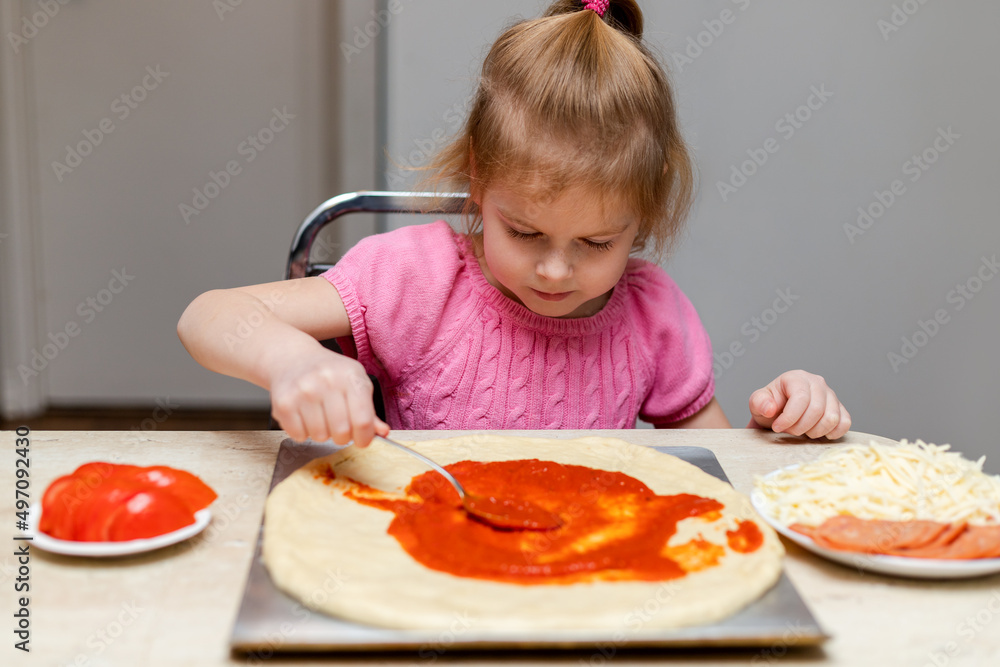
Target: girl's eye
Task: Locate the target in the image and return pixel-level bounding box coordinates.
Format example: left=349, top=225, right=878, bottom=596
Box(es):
left=583, top=239, right=615, bottom=252
left=504, top=225, right=614, bottom=252
left=505, top=227, right=539, bottom=241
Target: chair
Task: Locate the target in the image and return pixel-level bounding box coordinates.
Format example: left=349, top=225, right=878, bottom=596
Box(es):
left=284, top=191, right=469, bottom=422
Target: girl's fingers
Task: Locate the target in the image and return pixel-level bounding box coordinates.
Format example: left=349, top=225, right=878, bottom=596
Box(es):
left=784, top=389, right=827, bottom=436
left=297, top=395, right=332, bottom=443
left=804, top=388, right=843, bottom=439
left=342, top=371, right=379, bottom=447
left=344, top=384, right=377, bottom=448
left=770, top=381, right=813, bottom=433
left=323, top=392, right=353, bottom=445
left=784, top=377, right=828, bottom=435
left=748, top=381, right=788, bottom=429
left=827, top=402, right=853, bottom=440
left=272, top=395, right=308, bottom=442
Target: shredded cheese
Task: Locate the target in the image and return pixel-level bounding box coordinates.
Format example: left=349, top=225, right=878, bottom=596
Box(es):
left=753, top=440, right=1000, bottom=526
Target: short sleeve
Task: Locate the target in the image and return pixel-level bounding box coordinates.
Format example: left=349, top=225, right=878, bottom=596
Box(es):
left=629, top=262, right=715, bottom=426
left=320, top=221, right=463, bottom=383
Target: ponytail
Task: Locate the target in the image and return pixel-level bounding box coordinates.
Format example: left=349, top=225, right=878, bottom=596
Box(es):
left=543, top=0, right=643, bottom=40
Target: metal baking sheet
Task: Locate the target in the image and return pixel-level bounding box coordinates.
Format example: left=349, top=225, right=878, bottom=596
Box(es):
left=229, top=440, right=827, bottom=654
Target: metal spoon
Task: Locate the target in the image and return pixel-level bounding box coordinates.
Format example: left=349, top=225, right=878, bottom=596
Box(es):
left=372, top=435, right=562, bottom=531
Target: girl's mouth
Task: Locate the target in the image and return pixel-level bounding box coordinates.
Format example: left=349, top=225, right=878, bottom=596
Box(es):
left=532, top=289, right=572, bottom=302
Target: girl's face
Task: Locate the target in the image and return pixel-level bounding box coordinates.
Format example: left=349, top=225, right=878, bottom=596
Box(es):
left=476, top=183, right=640, bottom=318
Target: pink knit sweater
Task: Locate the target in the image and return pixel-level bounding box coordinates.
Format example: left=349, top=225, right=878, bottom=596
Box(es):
left=323, top=221, right=714, bottom=430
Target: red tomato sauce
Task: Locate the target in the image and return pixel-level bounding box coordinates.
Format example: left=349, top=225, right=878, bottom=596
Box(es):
left=726, top=520, right=764, bottom=553
left=321, top=458, right=762, bottom=585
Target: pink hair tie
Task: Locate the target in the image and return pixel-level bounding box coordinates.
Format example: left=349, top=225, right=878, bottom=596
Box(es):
left=583, top=0, right=610, bottom=17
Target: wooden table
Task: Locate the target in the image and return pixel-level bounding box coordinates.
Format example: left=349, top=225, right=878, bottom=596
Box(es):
left=3, top=429, right=999, bottom=666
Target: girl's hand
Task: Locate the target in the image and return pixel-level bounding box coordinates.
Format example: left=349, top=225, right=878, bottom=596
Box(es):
left=747, top=370, right=851, bottom=439
left=268, top=347, right=390, bottom=447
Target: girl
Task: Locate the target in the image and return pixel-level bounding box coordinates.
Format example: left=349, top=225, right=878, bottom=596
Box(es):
left=177, top=0, right=850, bottom=447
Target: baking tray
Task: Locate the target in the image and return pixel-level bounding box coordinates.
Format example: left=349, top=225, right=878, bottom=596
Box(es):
left=230, top=440, right=827, bottom=654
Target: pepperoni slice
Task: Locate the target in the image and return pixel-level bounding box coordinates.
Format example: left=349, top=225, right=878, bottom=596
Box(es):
left=886, top=522, right=968, bottom=557
left=790, top=521, right=849, bottom=551
left=882, top=520, right=951, bottom=550
left=789, top=523, right=818, bottom=540
left=813, top=516, right=883, bottom=552
left=791, top=517, right=1000, bottom=560
left=923, top=521, right=968, bottom=549
left=914, top=525, right=1000, bottom=560
left=816, top=516, right=951, bottom=553
left=983, top=525, right=1000, bottom=558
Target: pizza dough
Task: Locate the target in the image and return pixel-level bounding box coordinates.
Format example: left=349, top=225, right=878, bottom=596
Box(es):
left=262, top=434, right=783, bottom=632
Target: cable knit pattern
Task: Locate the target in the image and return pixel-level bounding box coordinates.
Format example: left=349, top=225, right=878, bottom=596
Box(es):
left=469, top=308, right=501, bottom=426
left=610, top=327, right=634, bottom=425
left=504, top=326, right=532, bottom=427
left=580, top=335, right=602, bottom=429
left=322, top=221, right=715, bottom=430
left=543, top=336, right=568, bottom=429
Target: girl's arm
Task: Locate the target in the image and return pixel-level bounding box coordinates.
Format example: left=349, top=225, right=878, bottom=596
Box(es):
left=176, top=277, right=389, bottom=446
left=663, top=371, right=851, bottom=439
left=667, top=398, right=731, bottom=429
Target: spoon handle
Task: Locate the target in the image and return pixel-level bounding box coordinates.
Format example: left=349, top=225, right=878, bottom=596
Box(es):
left=373, top=435, right=468, bottom=498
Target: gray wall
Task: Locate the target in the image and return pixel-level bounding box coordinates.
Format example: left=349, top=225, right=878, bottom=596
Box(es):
left=380, top=1, right=1000, bottom=467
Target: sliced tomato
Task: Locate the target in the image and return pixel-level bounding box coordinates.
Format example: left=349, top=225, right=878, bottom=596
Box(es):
left=72, top=480, right=147, bottom=541
left=39, top=473, right=83, bottom=539
left=39, top=461, right=215, bottom=542
left=126, top=465, right=218, bottom=513
left=104, top=489, right=195, bottom=541
left=73, top=461, right=141, bottom=486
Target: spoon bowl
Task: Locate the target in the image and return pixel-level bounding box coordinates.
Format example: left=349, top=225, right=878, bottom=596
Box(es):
left=372, top=435, right=561, bottom=531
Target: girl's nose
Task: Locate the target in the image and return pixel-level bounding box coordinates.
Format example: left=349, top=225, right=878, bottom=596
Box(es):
left=536, top=249, right=572, bottom=282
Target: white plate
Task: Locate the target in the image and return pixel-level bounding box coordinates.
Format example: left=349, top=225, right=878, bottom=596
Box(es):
left=750, top=473, right=1000, bottom=580
left=24, top=503, right=212, bottom=557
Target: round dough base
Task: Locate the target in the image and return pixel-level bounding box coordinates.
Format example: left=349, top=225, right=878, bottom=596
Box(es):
left=263, top=435, right=783, bottom=632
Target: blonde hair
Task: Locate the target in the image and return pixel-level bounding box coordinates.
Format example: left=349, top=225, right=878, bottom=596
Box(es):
left=420, top=0, right=694, bottom=257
